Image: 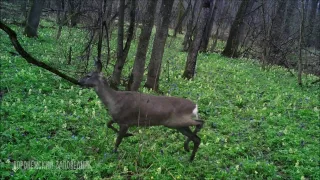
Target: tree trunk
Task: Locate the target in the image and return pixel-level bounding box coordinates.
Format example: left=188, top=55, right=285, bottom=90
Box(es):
left=110, top=0, right=125, bottom=88
left=68, top=0, right=82, bottom=27
left=128, top=0, right=158, bottom=91
left=283, top=0, right=298, bottom=36
left=183, top=0, right=211, bottom=79
left=174, top=0, right=191, bottom=37
left=316, top=2, right=320, bottom=49
left=199, top=0, right=217, bottom=52
left=24, top=0, right=45, bottom=37
left=268, top=0, right=288, bottom=65
left=111, top=0, right=136, bottom=89
left=96, top=1, right=104, bottom=73
left=20, top=0, right=28, bottom=25
left=221, top=0, right=253, bottom=58
left=210, top=0, right=231, bottom=52
left=144, top=0, right=174, bottom=91
left=182, top=0, right=199, bottom=52
left=298, top=0, right=306, bottom=86
left=305, top=0, right=319, bottom=47
left=106, top=0, right=115, bottom=34
left=56, top=0, right=66, bottom=39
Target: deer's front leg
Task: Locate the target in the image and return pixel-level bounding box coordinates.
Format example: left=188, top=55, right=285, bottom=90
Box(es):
left=107, top=120, right=119, bottom=133
left=114, top=124, right=129, bottom=152
left=107, top=120, right=133, bottom=137
left=184, top=120, right=204, bottom=152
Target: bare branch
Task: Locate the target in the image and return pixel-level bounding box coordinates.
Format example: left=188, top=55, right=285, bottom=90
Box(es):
left=0, top=21, right=81, bottom=86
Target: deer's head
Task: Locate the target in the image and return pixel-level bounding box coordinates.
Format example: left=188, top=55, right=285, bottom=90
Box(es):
left=78, top=71, right=103, bottom=88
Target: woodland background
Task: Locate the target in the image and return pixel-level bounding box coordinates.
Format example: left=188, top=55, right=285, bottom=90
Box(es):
left=0, top=0, right=319, bottom=179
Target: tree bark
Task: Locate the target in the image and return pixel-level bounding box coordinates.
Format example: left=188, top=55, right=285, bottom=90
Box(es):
left=182, top=0, right=200, bottom=52
left=316, top=2, right=320, bottom=49
left=221, top=0, right=253, bottom=58
left=24, top=0, right=45, bottom=37
left=268, top=0, right=288, bottom=65
left=20, top=0, right=28, bottom=25
left=96, top=0, right=105, bottom=73
left=144, top=0, right=174, bottom=91
left=298, top=0, right=306, bottom=86
left=128, top=0, right=158, bottom=91
left=174, top=0, right=191, bottom=37
left=199, top=0, right=217, bottom=52
left=56, top=0, right=67, bottom=39
left=111, top=0, right=136, bottom=89
left=305, top=0, right=319, bottom=47
left=106, top=0, right=114, bottom=25
left=183, top=0, right=211, bottom=79
left=283, top=0, right=298, bottom=36
left=68, top=0, right=82, bottom=27
left=110, top=0, right=125, bottom=88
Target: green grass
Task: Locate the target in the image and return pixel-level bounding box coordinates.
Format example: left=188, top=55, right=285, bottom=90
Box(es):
left=0, top=23, right=319, bottom=179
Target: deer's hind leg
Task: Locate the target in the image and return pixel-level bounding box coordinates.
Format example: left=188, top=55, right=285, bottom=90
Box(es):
left=177, top=127, right=201, bottom=162
left=184, top=120, right=204, bottom=152
left=107, top=120, right=133, bottom=137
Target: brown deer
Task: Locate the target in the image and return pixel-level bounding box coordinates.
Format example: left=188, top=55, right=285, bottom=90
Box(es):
left=79, top=71, right=204, bottom=161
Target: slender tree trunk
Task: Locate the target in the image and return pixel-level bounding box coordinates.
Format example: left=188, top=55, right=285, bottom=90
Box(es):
left=209, top=28, right=219, bottom=52
left=106, top=0, right=114, bottom=33
left=316, top=3, right=320, bottom=49
left=110, top=0, right=125, bottom=88
left=174, top=0, right=191, bottom=37
left=122, top=0, right=136, bottom=64
left=199, top=0, right=217, bottom=52
left=103, top=0, right=112, bottom=69
left=183, top=0, right=211, bottom=79
left=261, top=0, right=269, bottom=70
left=182, top=0, right=199, bottom=51
left=56, top=0, right=66, bottom=39
left=145, top=0, right=174, bottom=91
left=20, top=0, right=29, bottom=25
left=68, top=0, right=82, bottom=27
left=24, top=0, right=45, bottom=37
left=305, top=0, right=319, bottom=47
left=210, top=0, right=231, bottom=52
left=298, top=0, right=306, bottom=86
left=221, top=0, right=253, bottom=58
left=284, top=0, right=298, bottom=36
left=128, top=0, right=158, bottom=91
left=268, top=0, right=288, bottom=65
left=111, top=0, right=136, bottom=89
left=96, top=1, right=104, bottom=72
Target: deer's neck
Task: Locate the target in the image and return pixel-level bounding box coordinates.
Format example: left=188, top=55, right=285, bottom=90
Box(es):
left=94, top=80, right=117, bottom=109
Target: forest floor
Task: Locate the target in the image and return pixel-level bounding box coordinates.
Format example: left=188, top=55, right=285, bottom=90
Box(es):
left=0, top=23, right=319, bottom=179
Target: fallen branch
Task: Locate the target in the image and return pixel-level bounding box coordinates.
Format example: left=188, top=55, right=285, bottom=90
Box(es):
left=0, top=21, right=81, bottom=86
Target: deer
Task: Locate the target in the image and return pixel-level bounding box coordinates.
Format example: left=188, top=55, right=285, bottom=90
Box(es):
left=79, top=71, right=204, bottom=161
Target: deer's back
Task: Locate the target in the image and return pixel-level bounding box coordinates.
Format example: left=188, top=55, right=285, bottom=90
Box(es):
left=111, top=92, right=196, bottom=126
